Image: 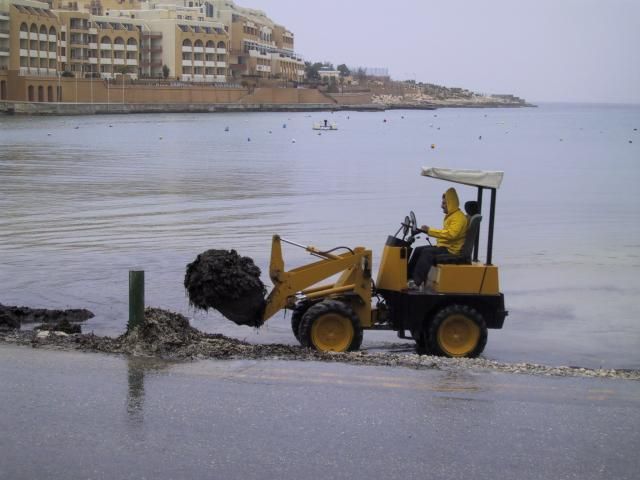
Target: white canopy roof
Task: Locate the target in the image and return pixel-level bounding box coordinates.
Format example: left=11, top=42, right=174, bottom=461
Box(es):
left=421, top=167, right=504, bottom=189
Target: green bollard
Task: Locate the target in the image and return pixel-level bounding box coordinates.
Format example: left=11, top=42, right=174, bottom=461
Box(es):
left=128, top=270, right=145, bottom=331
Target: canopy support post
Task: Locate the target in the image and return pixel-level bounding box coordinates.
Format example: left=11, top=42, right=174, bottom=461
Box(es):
left=474, top=187, right=483, bottom=262
left=487, top=188, right=497, bottom=265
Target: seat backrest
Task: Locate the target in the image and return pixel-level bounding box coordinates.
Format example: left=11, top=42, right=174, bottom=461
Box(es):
left=459, top=214, right=482, bottom=261
left=464, top=201, right=479, bottom=216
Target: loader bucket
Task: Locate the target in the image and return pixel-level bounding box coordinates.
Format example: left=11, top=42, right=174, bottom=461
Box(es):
left=184, top=249, right=266, bottom=327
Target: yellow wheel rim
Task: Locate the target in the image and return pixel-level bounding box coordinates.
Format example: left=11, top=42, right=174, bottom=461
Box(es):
left=310, top=313, right=354, bottom=352
left=437, top=314, right=480, bottom=357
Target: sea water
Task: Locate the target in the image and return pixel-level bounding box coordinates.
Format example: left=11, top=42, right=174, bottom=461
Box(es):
left=1, top=104, right=639, bottom=368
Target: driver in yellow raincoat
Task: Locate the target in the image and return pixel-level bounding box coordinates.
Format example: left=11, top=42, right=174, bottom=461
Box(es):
left=408, top=187, right=468, bottom=287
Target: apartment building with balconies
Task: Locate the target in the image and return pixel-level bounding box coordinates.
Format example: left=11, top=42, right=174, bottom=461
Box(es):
left=106, top=3, right=229, bottom=82
left=203, top=0, right=304, bottom=82
left=0, top=0, right=62, bottom=101
left=0, top=0, right=303, bottom=102
left=54, top=9, right=142, bottom=79
left=3, top=0, right=59, bottom=78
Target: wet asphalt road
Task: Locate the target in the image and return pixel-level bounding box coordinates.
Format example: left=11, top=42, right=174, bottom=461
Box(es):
left=1, top=345, right=638, bottom=480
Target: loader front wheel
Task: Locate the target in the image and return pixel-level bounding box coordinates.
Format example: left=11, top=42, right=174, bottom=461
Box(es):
left=291, top=302, right=311, bottom=342
left=428, top=304, right=487, bottom=358
left=299, top=300, right=363, bottom=352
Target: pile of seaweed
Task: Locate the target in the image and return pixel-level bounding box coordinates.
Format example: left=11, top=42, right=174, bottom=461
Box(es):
left=7, top=307, right=300, bottom=360
left=184, top=249, right=267, bottom=327
left=0, top=303, right=93, bottom=331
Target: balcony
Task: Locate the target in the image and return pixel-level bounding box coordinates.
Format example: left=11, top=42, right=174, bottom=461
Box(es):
left=193, top=60, right=204, bottom=67
left=205, top=47, right=215, bottom=54
left=181, top=46, right=191, bottom=53
left=59, top=55, right=66, bottom=62
left=100, top=44, right=112, bottom=50
left=48, top=34, right=56, bottom=42
left=60, top=41, right=66, bottom=47
left=70, top=22, right=88, bottom=31
left=19, top=67, right=58, bottom=78
left=126, top=59, right=137, bottom=66
left=113, top=44, right=125, bottom=51
left=113, top=58, right=124, bottom=65
left=100, top=58, right=112, bottom=64
left=182, top=59, right=192, bottom=66
left=19, top=49, right=28, bottom=57
left=0, top=13, right=9, bottom=21
left=39, top=51, right=48, bottom=58
left=89, top=57, right=97, bottom=64
left=29, top=33, right=38, bottom=40
left=205, top=61, right=215, bottom=67
left=126, top=45, right=137, bottom=51
left=89, top=42, right=97, bottom=49
left=39, top=33, right=47, bottom=41
left=216, top=61, right=227, bottom=68
left=48, top=51, right=57, bottom=59
left=20, top=31, right=28, bottom=39
left=140, top=60, right=163, bottom=67
left=89, top=28, right=97, bottom=34
left=217, top=48, right=226, bottom=54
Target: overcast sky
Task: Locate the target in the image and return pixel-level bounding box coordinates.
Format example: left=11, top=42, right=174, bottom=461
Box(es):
left=248, top=0, right=640, bottom=104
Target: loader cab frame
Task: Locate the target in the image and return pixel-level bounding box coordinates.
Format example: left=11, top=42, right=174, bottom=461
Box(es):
left=375, top=167, right=508, bottom=357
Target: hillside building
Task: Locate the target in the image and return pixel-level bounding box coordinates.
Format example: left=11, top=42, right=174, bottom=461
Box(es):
left=0, top=0, right=303, bottom=101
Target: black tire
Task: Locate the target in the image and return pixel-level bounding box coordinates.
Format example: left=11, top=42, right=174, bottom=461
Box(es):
left=299, top=299, right=363, bottom=352
left=427, top=304, right=487, bottom=358
left=412, top=329, right=430, bottom=355
left=290, top=303, right=310, bottom=342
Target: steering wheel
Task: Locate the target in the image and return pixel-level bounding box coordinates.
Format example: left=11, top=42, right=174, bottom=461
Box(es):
left=401, top=216, right=411, bottom=238
left=409, top=211, right=417, bottom=234
left=409, top=210, right=432, bottom=245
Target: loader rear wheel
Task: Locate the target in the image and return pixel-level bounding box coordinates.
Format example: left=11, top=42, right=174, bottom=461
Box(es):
left=428, top=304, right=487, bottom=358
left=299, top=300, right=363, bottom=352
left=412, top=329, right=430, bottom=355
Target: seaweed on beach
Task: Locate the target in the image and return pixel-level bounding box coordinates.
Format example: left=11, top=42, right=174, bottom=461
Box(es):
left=0, top=303, right=93, bottom=330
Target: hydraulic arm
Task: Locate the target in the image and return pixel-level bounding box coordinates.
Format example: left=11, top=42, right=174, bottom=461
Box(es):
left=262, top=235, right=373, bottom=326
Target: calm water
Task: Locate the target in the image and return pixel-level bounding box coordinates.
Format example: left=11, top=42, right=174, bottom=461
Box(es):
left=1, top=104, right=639, bottom=368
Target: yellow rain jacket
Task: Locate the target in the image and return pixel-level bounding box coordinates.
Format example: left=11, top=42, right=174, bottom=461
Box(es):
left=427, top=187, right=468, bottom=255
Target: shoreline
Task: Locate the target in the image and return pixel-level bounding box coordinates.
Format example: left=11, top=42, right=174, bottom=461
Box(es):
left=0, top=306, right=637, bottom=381
left=0, top=100, right=533, bottom=116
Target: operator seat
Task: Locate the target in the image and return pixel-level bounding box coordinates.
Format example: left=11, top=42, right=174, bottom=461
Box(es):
left=435, top=201, right=481, bottom=265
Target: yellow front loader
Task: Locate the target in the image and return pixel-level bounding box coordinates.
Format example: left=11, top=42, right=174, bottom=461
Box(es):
left=258, top=167, right=508, bottom=357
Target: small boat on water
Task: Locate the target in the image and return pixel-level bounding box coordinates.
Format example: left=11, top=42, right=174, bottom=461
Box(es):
left=313, top=120, right=338, bottom=131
